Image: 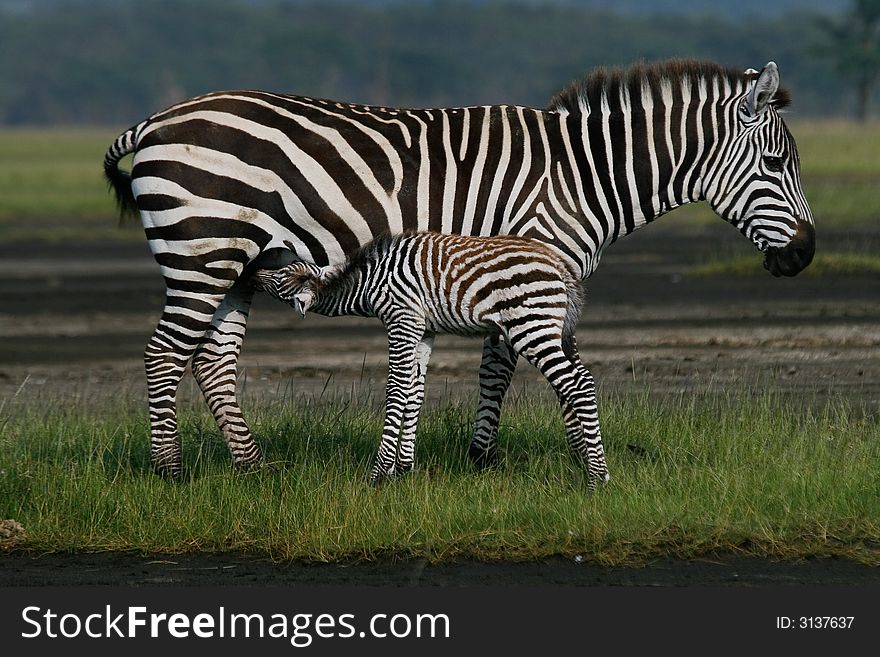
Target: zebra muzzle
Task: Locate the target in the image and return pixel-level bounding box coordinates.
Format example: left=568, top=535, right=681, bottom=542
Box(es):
left=763, top=223, right=815, bottom=278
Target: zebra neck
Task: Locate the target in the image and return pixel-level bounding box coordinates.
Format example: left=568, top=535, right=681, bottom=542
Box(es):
left=311, top=267, right=372, bottom=317
left=559, top=80, right=729, bottom=249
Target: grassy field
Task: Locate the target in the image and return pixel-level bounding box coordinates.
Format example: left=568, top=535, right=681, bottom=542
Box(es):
left=1, top=388, right=878, bottom=564
left=690, top=251, right=880, bottom=277
left=1, top=120, right=877, bottom=565
left=0, top=120, right=877, bottom=242
left=0, top=128, right=139, bottom=242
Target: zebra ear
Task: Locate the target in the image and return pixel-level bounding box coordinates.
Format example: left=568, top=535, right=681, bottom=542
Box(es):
left=746, top=62, right=779, bottom=116
left=316, top=265, right=336, bottom=284
left=291, top=291, right=313, bottom=318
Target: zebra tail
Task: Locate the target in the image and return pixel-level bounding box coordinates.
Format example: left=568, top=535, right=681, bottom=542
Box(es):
left=103, top=123, right=142, bottom=221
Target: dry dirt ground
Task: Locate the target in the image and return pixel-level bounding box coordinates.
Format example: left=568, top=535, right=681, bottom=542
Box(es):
left=1, top=220, right=879, bottom=586
left=2, top=222, right=879, bottom=406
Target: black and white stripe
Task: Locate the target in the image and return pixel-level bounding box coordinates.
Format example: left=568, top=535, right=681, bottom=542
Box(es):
left=103, top=58, right=815, bottom=478
left=253, top=232, right=609, bottom=486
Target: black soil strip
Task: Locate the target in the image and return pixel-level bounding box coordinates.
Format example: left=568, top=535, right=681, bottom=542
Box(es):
left=2, top=552, right=878, bottom=587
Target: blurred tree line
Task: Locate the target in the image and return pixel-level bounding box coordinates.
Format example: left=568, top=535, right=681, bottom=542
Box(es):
left=817, top=0, right=880, bottom=121
left=0, top=0, right=875, bottom=125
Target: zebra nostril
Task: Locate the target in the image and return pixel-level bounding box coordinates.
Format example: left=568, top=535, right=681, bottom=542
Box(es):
left=795, top=238, right=815, bottom=266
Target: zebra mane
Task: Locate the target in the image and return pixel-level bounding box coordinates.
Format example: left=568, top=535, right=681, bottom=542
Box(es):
left=314, top=232, right=402, bottom=294
left=341, top=232, right=400, bottom=272
left=548, top=58, right=792, bottom=115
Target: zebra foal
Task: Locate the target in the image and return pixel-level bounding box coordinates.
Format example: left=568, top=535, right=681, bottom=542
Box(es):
left=253, top=233, right=609, bottom=486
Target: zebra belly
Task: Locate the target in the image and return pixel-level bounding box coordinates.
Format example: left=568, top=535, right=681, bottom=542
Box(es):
left=425, top=315, right=499, bottom=339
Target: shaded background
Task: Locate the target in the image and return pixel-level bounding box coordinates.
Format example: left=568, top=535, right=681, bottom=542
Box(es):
left=0, top=0, right=874, bottom=124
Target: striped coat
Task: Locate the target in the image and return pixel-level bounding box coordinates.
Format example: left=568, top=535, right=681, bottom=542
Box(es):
left=254, top=232, right=608, bottom=486
left=103, top=59, right=815, bottom=478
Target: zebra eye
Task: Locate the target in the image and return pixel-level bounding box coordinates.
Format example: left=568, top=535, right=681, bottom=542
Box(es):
left=763, top=155, right=784, bottom=173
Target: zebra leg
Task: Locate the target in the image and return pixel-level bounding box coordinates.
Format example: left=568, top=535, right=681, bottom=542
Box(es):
left=565, top=336, right=609, bottom=483
left=469, top=335, right=518, bottom=468
left=396, top=332, right=434, bottom=475
left=510, top=334, right=609, bottom=488
left=191, top=283, right=263, bottom=470
left=371, top=322, right=423, bottom=484
left=556, top=334, right=589, bottom=470
left=554, top=331, right=609, bottom=484
left=145, top=289, right=232, bottom=479
left=561, top=363, right=609, bottom=487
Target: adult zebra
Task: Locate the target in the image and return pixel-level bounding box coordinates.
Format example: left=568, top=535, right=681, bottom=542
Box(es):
left=104, top=59, right=815, bottom=479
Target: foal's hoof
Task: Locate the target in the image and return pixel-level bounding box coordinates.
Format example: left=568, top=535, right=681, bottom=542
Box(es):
left=588, top=471, right=611, bottom=492
left=233, top=458, right=266, bottom=474
left=369, top=467, right=399, bottom=487
left=152, top=464, right=185, bottom=482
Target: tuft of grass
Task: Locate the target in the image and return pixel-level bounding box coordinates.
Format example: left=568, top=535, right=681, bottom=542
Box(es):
left=689, top=252, right=880, bottom=278
left=1, top=389, right=878, bottom=565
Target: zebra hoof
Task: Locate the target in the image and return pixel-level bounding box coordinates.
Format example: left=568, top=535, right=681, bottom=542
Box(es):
left=369, top=467, right=397, bottom=487
left=468, top=445, right=499, bottom=470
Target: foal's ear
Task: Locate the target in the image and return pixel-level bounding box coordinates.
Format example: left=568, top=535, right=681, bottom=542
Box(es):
left=250, top=269, right=274, bottom=290
left=291, top=291, right=314, bottom=318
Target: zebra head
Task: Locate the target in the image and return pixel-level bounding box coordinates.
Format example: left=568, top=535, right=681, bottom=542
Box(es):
left=252, top=261, right=327, bottom=317
left=703, top=62, right=815, bottom=277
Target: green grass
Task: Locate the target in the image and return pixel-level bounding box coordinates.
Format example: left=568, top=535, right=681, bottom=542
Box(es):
left=690, top=251, right=880, bottom=278
left=1, top=389, right=878, bottom=564
left=0, top=128, right=120, bottom=216
left=792, top=120, right=880, bottom=227
left=0, top=120, right=877, bottom=242
left=0, top=127, right=141, bottom=242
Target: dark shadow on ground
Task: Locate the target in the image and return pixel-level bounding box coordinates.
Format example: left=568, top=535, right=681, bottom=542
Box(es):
left=1, top=552, right=878, bottom=587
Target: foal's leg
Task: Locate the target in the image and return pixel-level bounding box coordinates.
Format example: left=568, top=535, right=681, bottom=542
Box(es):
left=469, top=335, right=518, bottom=468
left=555, top=333, right=589, bottom=468
left=508, top=331, right=609, bottom=487
left=551, top=361, right=608, bottom=484
left=559, top=335, right=607, bottom=480
left=371, top=320, right=425, bottom=484
left=396, top=332, right=435, bottom=475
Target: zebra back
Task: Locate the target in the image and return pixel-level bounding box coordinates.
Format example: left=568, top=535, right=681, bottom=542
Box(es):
left=256, top=232, right=583, bottom=346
